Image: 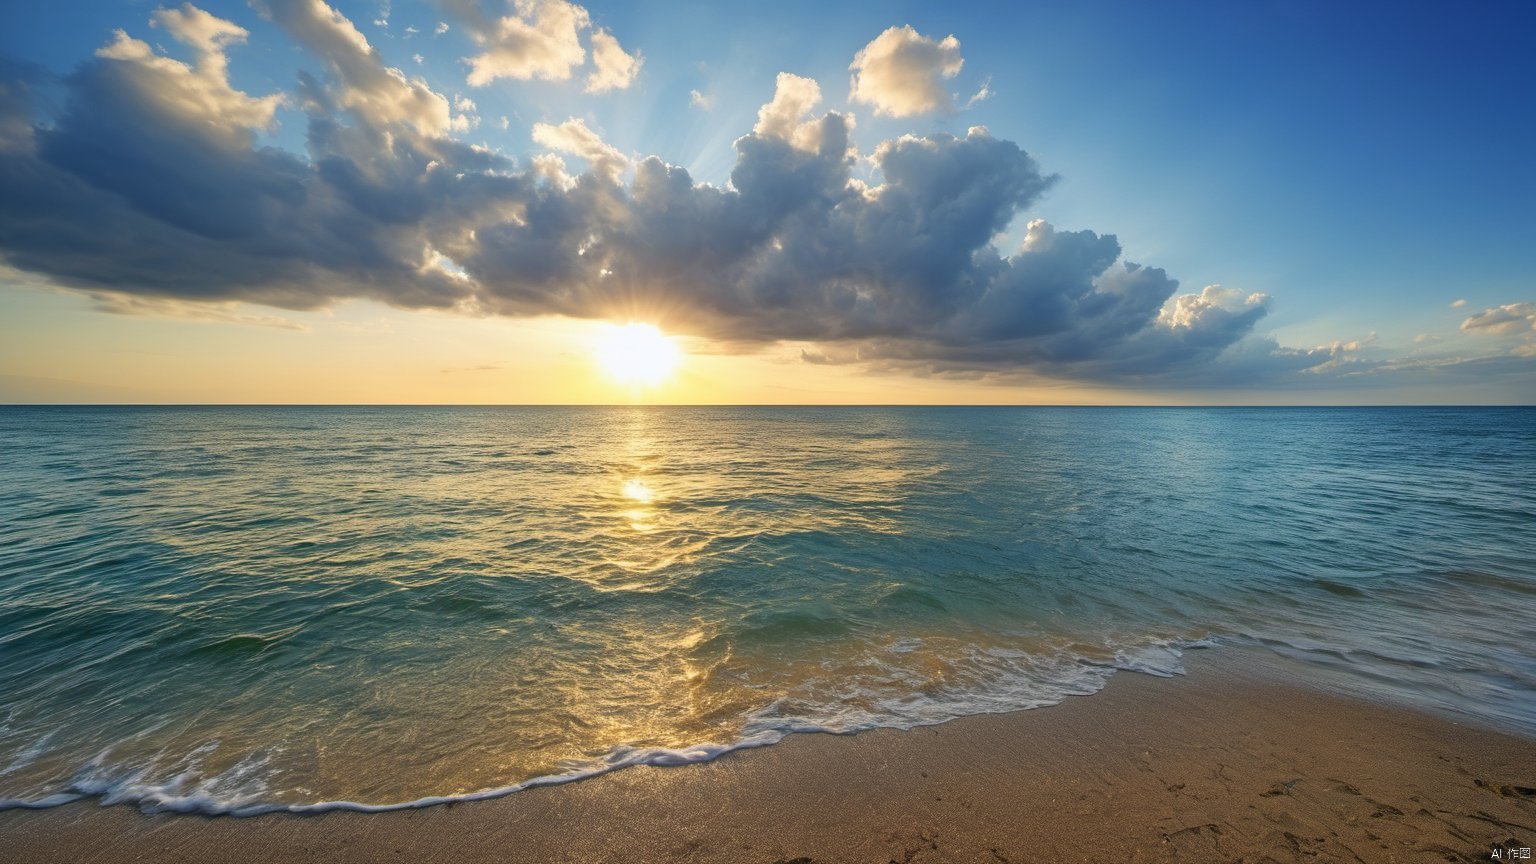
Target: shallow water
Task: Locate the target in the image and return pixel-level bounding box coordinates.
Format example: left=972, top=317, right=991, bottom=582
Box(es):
left=0, top=406, right=1532, bottom=814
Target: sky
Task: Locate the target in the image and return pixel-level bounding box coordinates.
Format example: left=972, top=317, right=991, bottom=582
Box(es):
left=0, top=0, right=1532, bottom=404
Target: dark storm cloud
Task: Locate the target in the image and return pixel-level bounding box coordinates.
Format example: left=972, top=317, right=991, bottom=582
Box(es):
left=0, top=3, right=1331, bottom=384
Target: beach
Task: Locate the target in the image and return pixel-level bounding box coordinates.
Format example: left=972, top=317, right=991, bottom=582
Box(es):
left=5, top=648, right=1531, bottom=863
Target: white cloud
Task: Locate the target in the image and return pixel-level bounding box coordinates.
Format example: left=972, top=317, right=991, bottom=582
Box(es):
left=464, top=0, right=589, bottom=87
left=253, top=0, right=451, bottom=136
left=531, top=117, right=626, bottom=181
left=453, top=1, right=639, bottom=93
left=1316, top=331, right=1378, bottom=354
left=963, top=76, right=992, bottom=108
left=454, top=95, right=476, bottom=112
left=497, top=115, right=509, bottom=129
left=100, top=7, right=282, bottom=146
left=1461, top=302, right=1536, bottom=335
left=1451, top=298, right=1467, bottom=308
left=689, top=89, right=712, bottom=110
left=150, top=4, right=249, bottom=63
left=585, top=28, right=641, bottom=92
left=1158, top=284, right=1269, bottom=330
left=435, top=21, right=449, bottom=35
left=849, top=25, right=964, bottom=118
left=412, top=52, right=423, bottom=64
left=754, top=72, right=846, bottom=153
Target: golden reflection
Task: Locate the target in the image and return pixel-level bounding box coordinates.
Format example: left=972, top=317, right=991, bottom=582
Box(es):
left=621, top=479, right=654, bottom=503
left=623, top=508, right=656, bottom=533
left=620, top=478, right=658, bottom=533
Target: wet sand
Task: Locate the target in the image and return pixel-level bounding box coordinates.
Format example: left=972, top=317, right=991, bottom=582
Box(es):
left=3, top=648, right=1532, bottom=863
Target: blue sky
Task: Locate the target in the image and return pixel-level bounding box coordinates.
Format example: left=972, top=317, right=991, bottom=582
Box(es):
left=1, top=0, right=1533, bottom=402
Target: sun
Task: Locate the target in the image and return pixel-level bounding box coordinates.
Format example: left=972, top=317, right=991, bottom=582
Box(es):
left=594, top=323, right=682, bottom=387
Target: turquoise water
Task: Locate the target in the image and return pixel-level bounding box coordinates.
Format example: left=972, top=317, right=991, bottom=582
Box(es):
left=0, top=406, right=1532, bottom=814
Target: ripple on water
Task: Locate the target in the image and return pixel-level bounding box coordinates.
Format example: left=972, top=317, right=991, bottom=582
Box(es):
left=0, top=405, right=1532, bottom=813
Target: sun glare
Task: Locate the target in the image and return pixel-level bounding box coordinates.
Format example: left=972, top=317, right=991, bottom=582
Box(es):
left=595, top=323, right=682, bottom=388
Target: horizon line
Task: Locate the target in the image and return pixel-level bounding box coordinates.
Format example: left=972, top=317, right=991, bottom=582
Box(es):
left=2, top=403, right=1533, bottom=409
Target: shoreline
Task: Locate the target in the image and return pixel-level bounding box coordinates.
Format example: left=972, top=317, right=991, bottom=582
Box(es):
left=4, top=648, right=1533, bottom=863
left=0, top=640, right=1211, bottom=819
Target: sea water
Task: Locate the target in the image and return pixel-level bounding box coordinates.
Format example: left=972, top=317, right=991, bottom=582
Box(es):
left=0, top=406, right=1532, bottom=814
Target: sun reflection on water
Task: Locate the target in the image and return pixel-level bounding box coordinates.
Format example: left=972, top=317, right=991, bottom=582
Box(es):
left=621, top=479, right=654, bottom=504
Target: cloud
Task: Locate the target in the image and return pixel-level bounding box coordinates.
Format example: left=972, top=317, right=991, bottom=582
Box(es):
left=585, top=29, right=641, bottom=93
left=689, top=89, right=712, bottom=110
left=4, top=3, right=1522, bottom=392
left=451, top=0, right=639, bottom=93
left=1158, top=284, right=1268, bottom=332
left=435, top=21, right=449, bottom=35
left=1451, top=298, right=1467, bottom=308
left=253, top=0, right=450, bottom=136
left=150, top=3, right=252, bottom=62
left=87, top=292, right=310, bottom=330
left=849, top=25, right=964, bottom=117
left=460, top=0, right=590, bottom=86
left=530, top=117, right=626, bottom=182
left=963, top=76, right=992, bottom=109
left=0, top=3, right=487, bottom=309
left=752, top=72, right=847, bottom=153
left=99, top=8, right=282, bottom=144
left=1461, top=302, right=1536, bottom=335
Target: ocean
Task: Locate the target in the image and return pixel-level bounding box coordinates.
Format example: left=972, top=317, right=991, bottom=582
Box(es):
left=0, top=406, right=1532, bottom=815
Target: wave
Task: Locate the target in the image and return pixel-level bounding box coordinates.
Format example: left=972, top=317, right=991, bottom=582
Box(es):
left=0, top=637, right=1217, bottom=817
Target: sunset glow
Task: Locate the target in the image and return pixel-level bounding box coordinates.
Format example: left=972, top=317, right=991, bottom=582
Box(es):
left=594, top=324, right=682, bottom=389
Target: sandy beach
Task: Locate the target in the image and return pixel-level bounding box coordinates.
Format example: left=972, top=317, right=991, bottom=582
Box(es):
left=3, top=648, right=1531, bottom=863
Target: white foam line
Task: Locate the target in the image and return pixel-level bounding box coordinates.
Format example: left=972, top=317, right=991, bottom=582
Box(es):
left=0, top=636, right=1218, bottom=817
left=0, top=731, right=806, bottom=817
